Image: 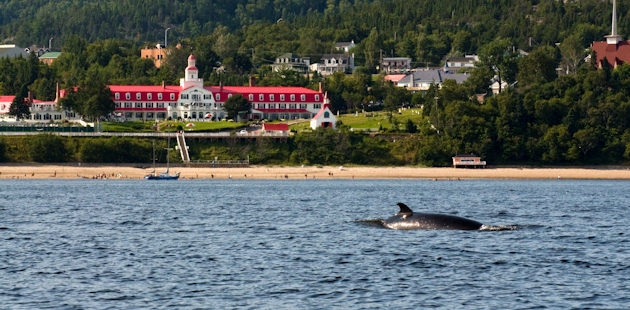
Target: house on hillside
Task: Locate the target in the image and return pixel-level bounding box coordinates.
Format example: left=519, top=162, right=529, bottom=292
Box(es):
left=271, top=53, right=311, bottom=74
left=381, top=57, right=412, bottom=73
left=39, top=52, right=61, bottom=65
left=311, top=54, right=354, bottom=76
left=141, top=44, right=168, bottom=68
left=384, top=74, right=407, bottom=86
left=335, top=40, right=356, bottom=53
left=443, top=55, right=478, bottom=72
left=0, top=44, right=29, bottom=58
left=397, top=69, right=469, bottom=92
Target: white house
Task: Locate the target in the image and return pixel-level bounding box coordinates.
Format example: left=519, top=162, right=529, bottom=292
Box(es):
left=0, top=92, right=79, bottom=122
left=310, top=95, right=336, bottom=129
left=443, top=55, right=478, bottom=72
left=270, top=53, right=311, bottom=74
left=335, top=40, right=356, bottom=53
left=312, top=54, right=355, bottom=76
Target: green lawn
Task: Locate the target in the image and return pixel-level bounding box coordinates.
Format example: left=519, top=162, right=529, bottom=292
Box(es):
left=103, top=120, right=246, bottom=132
left=290, top=108, right=425, bottom=131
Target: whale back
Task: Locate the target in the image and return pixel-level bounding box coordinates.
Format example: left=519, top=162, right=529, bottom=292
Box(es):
left=385, top=202, right=482, bottom=230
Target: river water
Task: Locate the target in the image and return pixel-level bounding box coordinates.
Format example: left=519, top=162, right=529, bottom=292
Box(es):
left=1, top=179, right=629, bottom=309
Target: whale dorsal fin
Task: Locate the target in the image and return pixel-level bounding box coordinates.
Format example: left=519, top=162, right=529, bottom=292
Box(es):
left=396, top=202, right=413, bottom=215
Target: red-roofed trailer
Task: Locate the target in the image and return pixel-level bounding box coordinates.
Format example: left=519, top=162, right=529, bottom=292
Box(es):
left=261, top=123, right=290, bottom=136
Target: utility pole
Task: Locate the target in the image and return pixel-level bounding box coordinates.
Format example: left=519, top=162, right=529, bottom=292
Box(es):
left=379, top=49, right=383, bottom=73
left=165, top=28, right=170, bottom=48
left=434, top=96, right=440, bottom=134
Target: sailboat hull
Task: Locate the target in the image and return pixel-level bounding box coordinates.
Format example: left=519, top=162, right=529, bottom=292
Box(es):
left=145, top=174, right=179, bottom=180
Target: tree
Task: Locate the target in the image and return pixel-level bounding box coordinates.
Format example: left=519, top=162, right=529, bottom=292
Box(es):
left=478, top=38, right=518, bottom=94
left=559, top=35, right=586, bottom=76
left=223, top=94, right=252, bottom=120
left=61, top=66, right=115, bottom=121
left=517, top=45, right=558, bottom=90
left=9, top=84, right=30, bottom=120
left=405, top=119, right=418, bottom=133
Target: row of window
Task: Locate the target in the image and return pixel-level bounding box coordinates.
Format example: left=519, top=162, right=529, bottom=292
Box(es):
left=124, top=112, right=167, bottom=119
left=255, top=103, right=310, bottom=109
left=115, top=92, right=177, bottom=100
left=114, top=102, right=224, bottom=109
left=32, top=114, right=64, bottom=120
left=181, top=94, right=217, bottom=100
left=248, top=94, right=319, bottom=102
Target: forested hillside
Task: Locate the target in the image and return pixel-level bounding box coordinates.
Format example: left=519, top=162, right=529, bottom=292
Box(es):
left=0, top=0, right=625, bottom=63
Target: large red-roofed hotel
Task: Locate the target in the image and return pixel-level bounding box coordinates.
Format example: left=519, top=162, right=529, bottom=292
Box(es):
left=108, top=55, right=324, bottom=121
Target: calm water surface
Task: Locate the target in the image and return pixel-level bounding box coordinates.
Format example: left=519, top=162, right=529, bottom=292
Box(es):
left=1, top=179, right=629, bottom=309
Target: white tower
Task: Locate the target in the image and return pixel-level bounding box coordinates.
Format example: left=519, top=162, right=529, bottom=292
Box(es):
left=180, top=54, right=203, bottom=88
left=606, top=0, right=623, bottom=45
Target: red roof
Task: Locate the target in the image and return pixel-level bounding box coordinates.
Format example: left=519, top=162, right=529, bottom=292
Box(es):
left=263, top=123, right=289, bottom=131
left=313, top=103, right=333, bottom=119
left=591, top=40, right=630, bottom=67
left=186, top=66, right=198, bottom=71
left=385, top=74, right=407, bottom=82
left=188, top=54, right=195, bottom=61
left=222, top=86, right=322, bottom=94
left=108, top=85, right=180, bottom=92
left=0, top=96, right=15, bottom=102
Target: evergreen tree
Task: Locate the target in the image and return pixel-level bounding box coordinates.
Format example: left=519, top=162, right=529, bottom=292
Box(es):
left=9, top=84, right=30, bottom=120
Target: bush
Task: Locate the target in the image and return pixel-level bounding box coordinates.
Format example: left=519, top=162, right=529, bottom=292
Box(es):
left=26, top=134, right=68, bottom=162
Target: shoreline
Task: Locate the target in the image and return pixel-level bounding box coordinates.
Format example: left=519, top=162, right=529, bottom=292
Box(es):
left=2, top=164, right=630, bottom=180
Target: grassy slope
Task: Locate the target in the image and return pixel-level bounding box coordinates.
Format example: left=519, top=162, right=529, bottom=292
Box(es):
left=290, top=108, right=425, bottom=131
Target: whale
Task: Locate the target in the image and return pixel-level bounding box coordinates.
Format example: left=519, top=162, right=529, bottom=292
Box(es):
left=382, top=203, right=483, bottom=230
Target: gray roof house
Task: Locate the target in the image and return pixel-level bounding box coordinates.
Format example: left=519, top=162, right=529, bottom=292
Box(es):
left=381, top=57, right=412, bottom=73
left=334, top=40, right=356, bottom=53
left=397, top=70, right=470, bottom=92
left=443, top=55, right=478, bottom=72
left=0, top=44, right=29, bottom=58
left=270, top=53, right=311, bottom=74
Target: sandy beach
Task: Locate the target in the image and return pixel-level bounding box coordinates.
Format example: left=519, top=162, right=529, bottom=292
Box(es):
left=1, top=163, right=630, bottom=180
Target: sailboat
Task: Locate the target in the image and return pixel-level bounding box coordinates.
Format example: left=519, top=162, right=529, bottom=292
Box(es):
left=145, top=138, right=180, bottom=180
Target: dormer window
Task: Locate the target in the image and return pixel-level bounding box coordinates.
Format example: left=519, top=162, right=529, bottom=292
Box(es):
left=217, top=94, right=221, bottom=100
left=136, top=93, right=141, bottom=100
left=300, top=94, right=305, bottom=101
left=280, top=94, right=285, bottom=101
left=227, top=94, right=231, bottom=99
left=170, top=93, right=175, bottom=100
left=315, top=94, right=320, bottom=101
left=115, top=93, right=120, bottom=99
left=290, top=94, right=295, bottom=101
left=147, top=93, right=152, bottom=100
left=259, top=94, right=264, bottom=101
left=249, top=94, right=254, bottom=101
left=270, top=94, right=274, bottom=101
left=125, top=93, right=131, bottom=100
left=158, top=93, right=163, bottom=100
